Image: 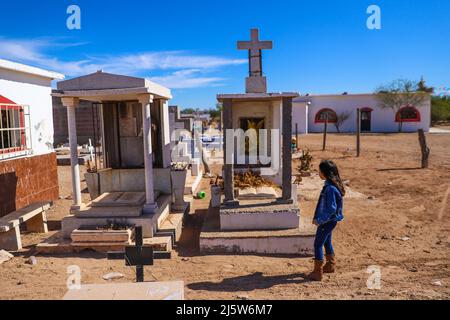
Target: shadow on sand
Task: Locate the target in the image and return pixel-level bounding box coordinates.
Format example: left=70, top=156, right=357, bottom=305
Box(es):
left=187, top=272, right=311, bottom=292
left=376, top=167, right=422, bottom=172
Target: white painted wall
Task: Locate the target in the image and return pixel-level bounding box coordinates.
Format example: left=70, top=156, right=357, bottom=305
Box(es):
left=0, top=68, right=57, bottom=156
left=292, top=101, right=308, bottom=134
left=293, top=94, right=431, bottom=133
left=160, top=100, right=172, bottom=168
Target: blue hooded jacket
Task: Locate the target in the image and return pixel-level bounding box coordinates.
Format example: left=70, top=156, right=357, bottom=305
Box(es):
left=314, top=180, right=344, bottom=225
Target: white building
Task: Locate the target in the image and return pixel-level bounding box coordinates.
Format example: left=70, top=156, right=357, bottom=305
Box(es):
left=0, top=59, right=64, bottom=217
left=293, top=93, right=431, bottom=134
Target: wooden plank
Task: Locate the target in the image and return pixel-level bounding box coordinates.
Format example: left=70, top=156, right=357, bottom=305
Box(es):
left=0, top=202, right=51, bottom=232
left=356, top=108, right=361, bottom=157
left=322, top=118, right=328, bottom=151
left=418, top=129, right=430, bottom=168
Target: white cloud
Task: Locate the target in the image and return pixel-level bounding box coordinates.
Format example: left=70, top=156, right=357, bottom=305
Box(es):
left=99, top=52, right=245, bottom=74
left=0, top=38, right=100, bottom=75
left=149, top=69, right=225, bottom=89
left=0, top=37, right=245, bottom=89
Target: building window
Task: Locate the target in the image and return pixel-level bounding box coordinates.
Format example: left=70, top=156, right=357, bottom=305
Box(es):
left=0, top=95, right=29, bottom=157
left=315, top=108, right=337, bottom=123
left=396, top=106, right=421, bottom=122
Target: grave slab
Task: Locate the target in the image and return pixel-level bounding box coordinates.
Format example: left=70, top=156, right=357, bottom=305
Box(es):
left=91, top=192, right=146, bottom=208
left=219, top=199, right=300, bottom=231
left=63, top=281, right=184, bottom=300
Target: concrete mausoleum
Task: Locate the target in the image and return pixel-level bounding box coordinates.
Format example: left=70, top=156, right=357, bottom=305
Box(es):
left=169, top=105, right=203, bottom=195
left=200, top=29, right=315, bottom=255
left=50, top=71, right=186, bottom=246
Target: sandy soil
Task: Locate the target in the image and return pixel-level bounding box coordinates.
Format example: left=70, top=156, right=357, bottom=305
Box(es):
left=1, top=133, right=449, bottom=300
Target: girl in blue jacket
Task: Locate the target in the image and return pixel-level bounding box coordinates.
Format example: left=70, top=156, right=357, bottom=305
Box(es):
left=308, top=160, right=345, bottom=281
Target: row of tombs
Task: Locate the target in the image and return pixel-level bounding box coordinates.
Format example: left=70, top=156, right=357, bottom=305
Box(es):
left=34, top=28, right=316, bottom=256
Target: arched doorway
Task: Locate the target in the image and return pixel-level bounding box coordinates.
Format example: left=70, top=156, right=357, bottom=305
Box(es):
left=360, top=108, right=373, bottom=132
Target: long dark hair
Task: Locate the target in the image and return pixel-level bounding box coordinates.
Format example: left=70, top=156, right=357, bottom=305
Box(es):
left=319, top=160, right=346, bottom=196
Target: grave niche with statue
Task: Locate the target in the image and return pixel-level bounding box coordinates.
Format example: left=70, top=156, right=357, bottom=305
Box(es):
left=200, top=29, right=315, bottom=255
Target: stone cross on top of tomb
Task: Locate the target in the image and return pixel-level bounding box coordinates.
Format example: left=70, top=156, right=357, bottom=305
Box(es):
left=237, top=28, right=273, bottom=78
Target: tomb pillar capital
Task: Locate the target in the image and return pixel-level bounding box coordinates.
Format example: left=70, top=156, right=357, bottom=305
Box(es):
left=137, top=94, right=154, bottom=105
left=61, top=97, right=80, bottom=108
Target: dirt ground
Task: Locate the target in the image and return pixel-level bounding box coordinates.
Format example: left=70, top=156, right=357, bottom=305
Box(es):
left=1, top=133, right=449, bottom=300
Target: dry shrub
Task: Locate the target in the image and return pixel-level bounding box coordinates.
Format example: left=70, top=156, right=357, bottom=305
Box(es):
left=298, top=149, right=313, bottom=172
left=234, top=170, right=278, bottom=190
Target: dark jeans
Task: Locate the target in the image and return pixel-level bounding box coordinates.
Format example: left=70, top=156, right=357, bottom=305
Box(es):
left=314, top=220, right=338, bottom=261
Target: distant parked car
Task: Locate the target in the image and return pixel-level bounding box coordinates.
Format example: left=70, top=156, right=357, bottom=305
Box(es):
left=202, top=136, right=216, bottom=143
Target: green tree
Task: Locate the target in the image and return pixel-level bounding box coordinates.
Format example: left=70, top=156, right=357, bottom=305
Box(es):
left=182, top=108, right=195, bottom=114
left=208, top=103, right=223, bottom=121
left=431, top=96, right=450, bottom=124
left=417, top=76, right=434, bottom=94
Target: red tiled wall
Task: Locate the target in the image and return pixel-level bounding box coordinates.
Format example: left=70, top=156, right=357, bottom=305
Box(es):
left=0, top=153, right=59, bottom=217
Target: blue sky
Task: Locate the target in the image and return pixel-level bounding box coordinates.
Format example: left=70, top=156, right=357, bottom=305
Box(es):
left=1, top=0, right=449, bottom=108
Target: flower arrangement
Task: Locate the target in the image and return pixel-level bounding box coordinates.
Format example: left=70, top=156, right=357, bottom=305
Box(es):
left=171, top=162, right=188, bottom=171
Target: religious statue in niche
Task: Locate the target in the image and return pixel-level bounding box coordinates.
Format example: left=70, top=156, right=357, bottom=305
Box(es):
left=240, top=117, right=264, bottom=156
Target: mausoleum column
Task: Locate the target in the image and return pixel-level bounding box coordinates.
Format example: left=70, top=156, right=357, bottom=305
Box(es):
left=222, top=98, right=238, bottom=206
left=139, top=94, right=158, bottom=214
left=281, top=97, right=293, bottom=202
left=61, top=97, right=82, bottom=211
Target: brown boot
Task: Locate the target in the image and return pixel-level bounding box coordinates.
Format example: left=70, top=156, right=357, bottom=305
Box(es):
left=323, top=254, right=336, bottom=273
left=307, top=259, right=324, bottom=281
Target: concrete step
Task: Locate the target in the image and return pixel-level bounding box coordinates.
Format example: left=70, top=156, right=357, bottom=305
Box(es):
left=73, top=206, right=143, bottom=218
left=199, top=207, right=316, bottom=256
left=143, top=236, right=172, bottom=252
left=158, top=213, right=184, bottom=243
left=154, top=231, right=175, bottom=248
left=63, top=195, right=172, bottom=239
left=36, top=232, right=172, bottom=254
left=71, top=228, right=132, bottom=243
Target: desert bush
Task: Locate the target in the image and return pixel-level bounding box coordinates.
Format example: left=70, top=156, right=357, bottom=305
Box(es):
left=431, top=96, right=450, bottom=123
left=298, top=149, right=313, bottom=172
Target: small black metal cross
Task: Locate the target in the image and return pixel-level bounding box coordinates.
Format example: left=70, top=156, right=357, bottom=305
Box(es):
left=107, top=226, right=169, bottom=282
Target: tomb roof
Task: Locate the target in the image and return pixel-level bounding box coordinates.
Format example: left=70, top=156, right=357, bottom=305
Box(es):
left=54, top=70, right=172, bottom=101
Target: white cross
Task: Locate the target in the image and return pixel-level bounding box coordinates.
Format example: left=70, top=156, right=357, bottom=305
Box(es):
left=237, top=29, right=273, bottom=77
